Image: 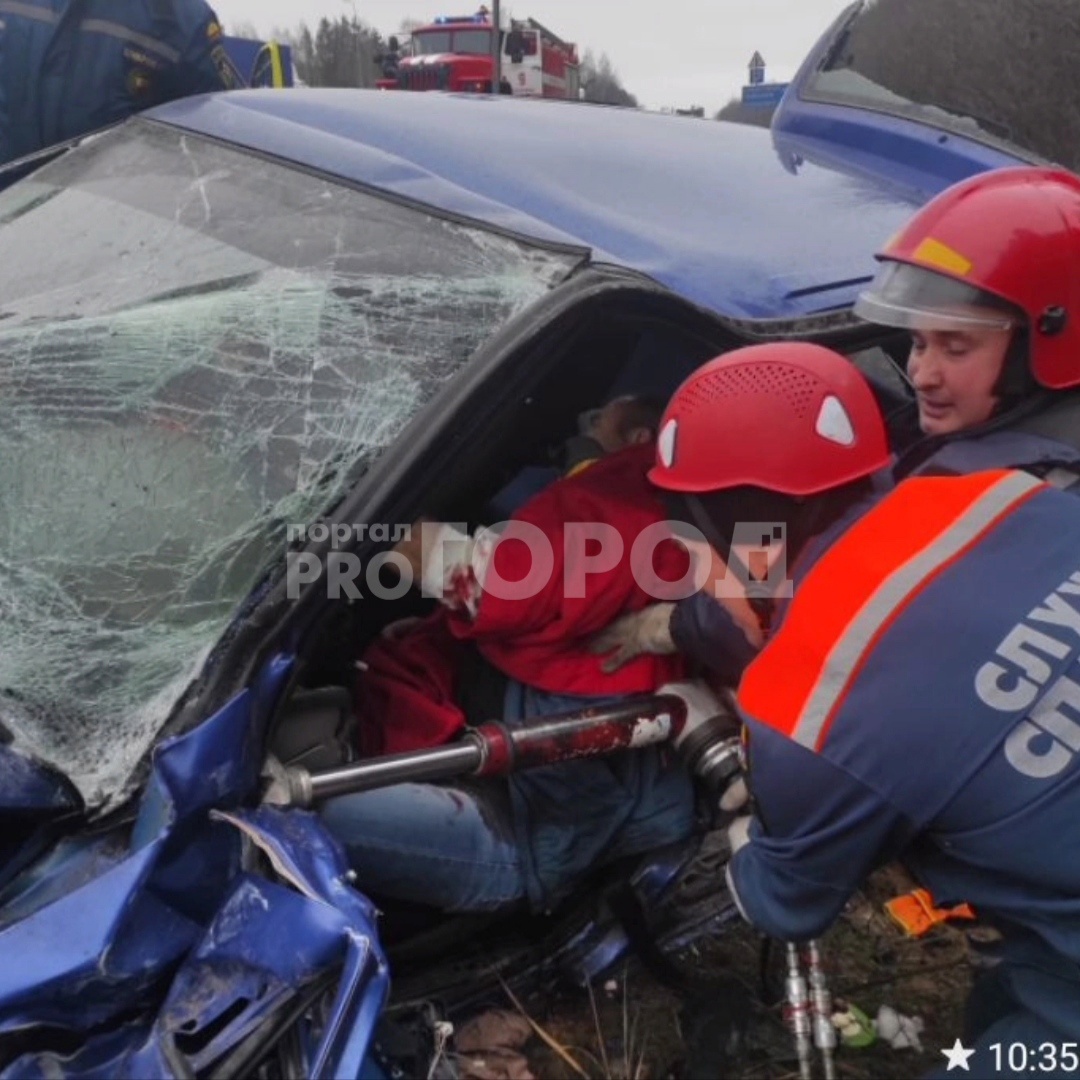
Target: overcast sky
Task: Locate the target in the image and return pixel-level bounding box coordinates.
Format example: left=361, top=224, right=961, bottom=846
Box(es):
left=211, top=0, right=851, bottom=114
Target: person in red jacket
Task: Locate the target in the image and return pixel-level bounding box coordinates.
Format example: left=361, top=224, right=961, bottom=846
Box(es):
left=320, top=419, right=699, bottom=915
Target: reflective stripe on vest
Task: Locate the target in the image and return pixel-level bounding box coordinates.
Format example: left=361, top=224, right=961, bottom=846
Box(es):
left=78, top=18, right=181, bottom=63
left=738, top=469, right=1046, bottom=752
left=0, top=0, right=58, bottom=22
left=0, top=3, right=181, bottom=63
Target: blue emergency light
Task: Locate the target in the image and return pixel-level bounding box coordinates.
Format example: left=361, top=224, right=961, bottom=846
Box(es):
left=433, top=14, right=488, bottom=23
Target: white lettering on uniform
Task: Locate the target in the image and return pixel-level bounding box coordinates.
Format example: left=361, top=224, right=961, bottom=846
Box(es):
left=1029, top=592, right=1080, bottom=639
left=976, top=571, right=1080, bottom=713
left=972, top=569, right=1080, bottom=778
left=975, top=662, right=1040, bottom=712
left=996, top=624, right=1070, bottom=684
left=1004, top=721, right=1073, bottom=779
left=1005, top=672, right=1080, bottom=779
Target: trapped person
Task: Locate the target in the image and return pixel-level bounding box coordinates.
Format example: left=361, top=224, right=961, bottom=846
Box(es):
left=0, top=0, right=245, bottom=169
left=485, top=393, right=664, bottom=520
left=320, top=437, right=698, bottom=915
left=651, top=342, right=1080, bottom=1079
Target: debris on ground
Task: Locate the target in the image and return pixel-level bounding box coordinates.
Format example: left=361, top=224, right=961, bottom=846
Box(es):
left=455, top=1008, right=536, bottom=1080
left=832, top=1002, right=876, bottom=1047
left=873, top=1004, right=925, bottom=1051
left=490, top=865, right=973, bottom=1079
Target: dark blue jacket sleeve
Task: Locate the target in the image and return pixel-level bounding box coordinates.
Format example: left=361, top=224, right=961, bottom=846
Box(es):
left=728, top=722, right=913, bottom=941
left=670, top=590, right=759, bottom=684
left=164, top=1, right=246, bottom=95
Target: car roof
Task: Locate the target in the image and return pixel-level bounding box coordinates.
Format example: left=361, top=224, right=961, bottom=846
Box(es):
left=150, top=88, right=930, bottom=321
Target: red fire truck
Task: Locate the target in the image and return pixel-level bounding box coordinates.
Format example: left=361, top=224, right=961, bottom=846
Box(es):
left=379, top=11, right=580, bottom=100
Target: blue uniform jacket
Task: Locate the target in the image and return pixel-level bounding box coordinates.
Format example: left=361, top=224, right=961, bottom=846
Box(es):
left=897, top=392, right=1080, bottom=486
left=0, top=0, right=242, bottom=167
left=901, top=428, right=1080, bottom=483
left=732, top=472, right=1080, bottom=1032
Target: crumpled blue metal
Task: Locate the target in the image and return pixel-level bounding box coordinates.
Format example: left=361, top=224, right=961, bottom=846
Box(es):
left=0, top=653, right=388, bottom=1079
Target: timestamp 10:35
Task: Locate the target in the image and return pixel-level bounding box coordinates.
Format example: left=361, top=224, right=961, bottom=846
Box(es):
left=990, top=1042, right=1080, bottom=1074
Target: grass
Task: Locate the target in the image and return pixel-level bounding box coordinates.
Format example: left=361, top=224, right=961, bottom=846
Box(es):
left=488, top=867, right=975, bottom=1080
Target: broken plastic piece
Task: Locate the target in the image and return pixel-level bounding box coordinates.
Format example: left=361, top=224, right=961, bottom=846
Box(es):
left=873, top=1005, right=925, bottom=1051
left=884, top=888, right=976, bottom=937
left=831, top=1004, right=876, bottom=1048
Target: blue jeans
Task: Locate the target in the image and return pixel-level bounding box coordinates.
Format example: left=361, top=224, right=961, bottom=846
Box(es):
left=321, top=780, right=525, bottom=912
left=321, top=684, right=696, bottom=912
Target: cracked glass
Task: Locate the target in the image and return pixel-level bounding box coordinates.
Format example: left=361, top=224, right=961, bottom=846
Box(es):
left=0, top=121, right=581, bottom=808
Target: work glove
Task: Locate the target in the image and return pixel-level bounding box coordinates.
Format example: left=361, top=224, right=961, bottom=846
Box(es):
left=589, top=602, right=677, bottom=673
left=726, top=813, right=752, bottom=856
left=658, top=679, right=749, bottom=812
left=656, top=678, right=723, bottom=724
left=719, top=776, right=749, bottom=813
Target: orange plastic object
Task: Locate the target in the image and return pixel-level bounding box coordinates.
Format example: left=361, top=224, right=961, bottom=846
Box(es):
left=885, top=888, right=976, bottom=937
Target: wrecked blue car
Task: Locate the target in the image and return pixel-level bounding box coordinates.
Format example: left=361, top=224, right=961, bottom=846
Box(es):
left=0, top=1, right=1053, bottom=1071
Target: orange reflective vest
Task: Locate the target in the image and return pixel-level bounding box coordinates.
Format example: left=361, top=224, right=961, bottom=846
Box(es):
left=739, top=469, right=1044, bottom=752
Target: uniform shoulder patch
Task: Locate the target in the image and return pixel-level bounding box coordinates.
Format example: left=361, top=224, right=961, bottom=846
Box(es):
left=127, top=68, right=155, bottom=97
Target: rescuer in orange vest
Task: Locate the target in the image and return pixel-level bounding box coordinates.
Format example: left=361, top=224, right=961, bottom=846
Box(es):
left=649, top=341, right=1080, bottom=1078
left=594, top=169, right=1080, bottom=685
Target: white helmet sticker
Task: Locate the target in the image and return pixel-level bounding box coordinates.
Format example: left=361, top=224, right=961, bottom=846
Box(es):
left=815, top=395, right=855, bottom=447
left=658, top=418, right=678, bottom=467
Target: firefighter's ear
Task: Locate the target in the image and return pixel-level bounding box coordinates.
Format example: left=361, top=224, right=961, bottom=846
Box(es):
left=627, top=426, right=653, bottom=446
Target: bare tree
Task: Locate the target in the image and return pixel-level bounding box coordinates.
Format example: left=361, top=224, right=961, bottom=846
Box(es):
left=227, top=20, right=261, bottom=39
left=279, top=16, right=386, bottom=89
left=579, top=49, right=638, bottom=107
left=397, top=17, right=427, bottom=39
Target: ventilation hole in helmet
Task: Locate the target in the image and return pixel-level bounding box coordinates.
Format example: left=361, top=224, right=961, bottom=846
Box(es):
left=679, top=364, right=820, bottom=418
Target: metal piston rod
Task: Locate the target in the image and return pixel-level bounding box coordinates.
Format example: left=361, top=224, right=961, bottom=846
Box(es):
left=265, top=694, right=688, bottom=808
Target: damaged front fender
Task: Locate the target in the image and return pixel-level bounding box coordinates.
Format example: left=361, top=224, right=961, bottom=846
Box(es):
left=2, top=808, right=389, bottom=1079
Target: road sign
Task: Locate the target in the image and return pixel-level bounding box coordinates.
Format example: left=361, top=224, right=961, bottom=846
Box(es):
left=748, top=50, right=766, bottom=85
left=741, top=82, right=788, bottom=108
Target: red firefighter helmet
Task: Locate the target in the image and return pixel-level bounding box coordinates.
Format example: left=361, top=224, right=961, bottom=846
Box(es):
left=648, top=343, right=891, bottom=496
left=854, top=166, right=1080, bottom=390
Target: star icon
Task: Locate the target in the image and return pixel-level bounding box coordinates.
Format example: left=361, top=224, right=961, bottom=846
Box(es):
left=941, top=1037, right=976, bottom=1072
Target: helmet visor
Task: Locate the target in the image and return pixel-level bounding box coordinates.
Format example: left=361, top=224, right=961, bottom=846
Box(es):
left=854, top=262, right=1019, bottom=332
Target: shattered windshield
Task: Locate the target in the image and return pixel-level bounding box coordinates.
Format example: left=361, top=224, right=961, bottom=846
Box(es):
left=804, top=0, right=1079, bottom=170
left=0, top=121, right=580, bottom=808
